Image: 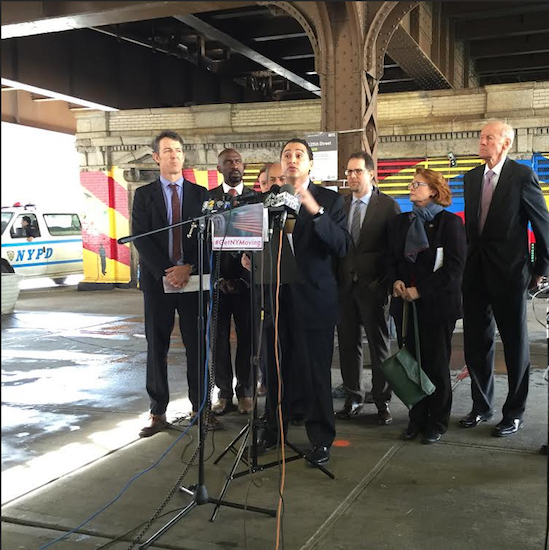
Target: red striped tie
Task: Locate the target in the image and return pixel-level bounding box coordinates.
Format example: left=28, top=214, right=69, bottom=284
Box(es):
left=169, top=184, right=182, bottom=262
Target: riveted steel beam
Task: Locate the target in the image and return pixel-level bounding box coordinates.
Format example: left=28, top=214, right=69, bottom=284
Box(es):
left=174, top=13, right=320, bottom=96
left=387, top=25, right=452, bottom=90
left=1, top=1, right=250, bottom=39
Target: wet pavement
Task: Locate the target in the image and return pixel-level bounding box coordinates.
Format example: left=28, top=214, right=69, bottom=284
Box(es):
left=1, top=284, right=548, bottom=549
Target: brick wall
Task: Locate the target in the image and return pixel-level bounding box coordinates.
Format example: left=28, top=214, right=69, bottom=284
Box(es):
left=76, top=81, right=549, bottom=168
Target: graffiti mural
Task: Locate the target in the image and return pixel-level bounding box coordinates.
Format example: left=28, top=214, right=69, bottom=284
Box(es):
left=377, top=153, right=549, bottom=214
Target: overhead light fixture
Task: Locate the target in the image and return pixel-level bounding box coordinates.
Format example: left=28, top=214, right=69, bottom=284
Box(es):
left=1, top=78, right=118, bottom=112
left=305, top=71, right=317, bottom=76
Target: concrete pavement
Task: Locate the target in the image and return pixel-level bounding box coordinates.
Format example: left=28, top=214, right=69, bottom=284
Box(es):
left=1, top=284, right=548, bottom=549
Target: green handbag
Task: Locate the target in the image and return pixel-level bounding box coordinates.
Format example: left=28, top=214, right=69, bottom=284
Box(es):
left=381, top=301, right=436, bottom=409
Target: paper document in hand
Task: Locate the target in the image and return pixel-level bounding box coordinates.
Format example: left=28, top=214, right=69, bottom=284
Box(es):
left=433, top=247, right=444, bottom=272
left=163, top=274, right=211, bottom=293
left=211, top=203, right=265, bottom=251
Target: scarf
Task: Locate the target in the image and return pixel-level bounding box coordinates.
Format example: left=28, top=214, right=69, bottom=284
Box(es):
left=404, top=202, right=443, bottom=263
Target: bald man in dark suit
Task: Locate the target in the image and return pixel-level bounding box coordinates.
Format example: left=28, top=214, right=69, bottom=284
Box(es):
left=460, top=120, right=549, bottom=437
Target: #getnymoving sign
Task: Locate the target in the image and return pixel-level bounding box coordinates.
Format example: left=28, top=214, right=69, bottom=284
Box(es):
left=306, top=132, right=338, bottom=182
left=211, top=203, right=265, bottom=251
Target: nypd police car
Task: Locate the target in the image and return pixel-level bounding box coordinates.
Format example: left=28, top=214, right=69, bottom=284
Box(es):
left=1, top=203, right=83, bottom=284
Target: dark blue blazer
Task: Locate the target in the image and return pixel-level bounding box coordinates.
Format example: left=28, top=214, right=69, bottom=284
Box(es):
left=131, top=178, right=209, bottom=293
left=289, top=182, right=351, bottom=329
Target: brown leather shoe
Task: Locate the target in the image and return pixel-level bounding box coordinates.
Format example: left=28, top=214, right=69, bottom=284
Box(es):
left=238, top=397, right=253, bottom=414
left=212, top=398, right=237, bottom=416
left=185, top=411, right=223, bottom=431
left=377, top=407, right=393, bottom=425
left=207, top=413, right=223, bottom=430
left=139, top=414, right=169, bottom=438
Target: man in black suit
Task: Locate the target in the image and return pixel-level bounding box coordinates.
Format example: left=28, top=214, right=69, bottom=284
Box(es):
left=132, top=130, right=218, bottom=437
left=460, top=120, right=549, bottom=437
left=336, top=151, right=400, bottom=425
left=255, top=138, right=351, bottom=465
left=209, top=149, right=256, bottom=416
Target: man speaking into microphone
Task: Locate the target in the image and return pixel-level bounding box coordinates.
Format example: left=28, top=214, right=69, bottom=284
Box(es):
left=256, top=138, right=351, bottom=465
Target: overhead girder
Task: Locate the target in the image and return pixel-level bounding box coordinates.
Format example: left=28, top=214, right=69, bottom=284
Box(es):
left=476, top=53, right=549, bottom=76
left=456, top=12, right=549, bottom=41
left=0, top=1, right=250, bottom=39
left=173, top=13, right=321, bottom=96
left=443, top=1, right=549, bottom=21
left=469, top=33, right=549, bottom=60
left=480, top=69, right=549, bottom=86
left=386, top=25, right=452, bottom=90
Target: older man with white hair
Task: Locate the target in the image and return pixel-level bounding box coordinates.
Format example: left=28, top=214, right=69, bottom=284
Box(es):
left=459, top=120, right=549, bottom=437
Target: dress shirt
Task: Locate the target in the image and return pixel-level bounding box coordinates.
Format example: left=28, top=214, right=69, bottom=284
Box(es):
left=348, top=188, right=373, bottom=234
left=483, top=157, right=506, bottom=190
left=223, top=182, right=244, bottom=195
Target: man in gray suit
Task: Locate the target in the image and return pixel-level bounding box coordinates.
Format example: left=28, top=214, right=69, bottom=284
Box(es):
left=336, top=151, right=401, bottom=425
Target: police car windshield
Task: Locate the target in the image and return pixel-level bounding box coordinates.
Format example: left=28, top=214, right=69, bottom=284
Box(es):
left=1, top=212, right=13, bottom=235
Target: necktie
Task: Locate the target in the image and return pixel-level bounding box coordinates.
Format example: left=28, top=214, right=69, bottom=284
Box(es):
left=169, top=184, right=182, bottom=263
left=479, top=170, right=495, bottom=233
left=351, top=201, right=363, bottom=245
left=228, top=188, right=238, bottom=197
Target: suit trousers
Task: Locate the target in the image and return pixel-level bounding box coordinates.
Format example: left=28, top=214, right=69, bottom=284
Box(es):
left=463, top=271, right=530, bottom=420
left=213, top=290, right=253, bottom=399
left=143, top=291, right=202, bottom=415
left=337, top=284, right=392, bottom=408
left=396, top=311, right=455, bottom=434
left=263, top=285, right=336, bottom=448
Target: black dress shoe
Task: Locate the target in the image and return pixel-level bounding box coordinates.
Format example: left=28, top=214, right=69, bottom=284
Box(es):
left=458, top=410, right=493, bottom=428
left=256, top=428, right=279, bottom=455
left=376, top=407, right=393, bottom=425
left=335, top=400, right=363, bottom=420
left=363, top=391, right=375, bottom=404
left=493, top=418, right=523, bottom=437
left=421, top=429, right=442, bottom=444
left=308, top=446, right=330, bottom=465
left=400, top=426, right=419, bottom=441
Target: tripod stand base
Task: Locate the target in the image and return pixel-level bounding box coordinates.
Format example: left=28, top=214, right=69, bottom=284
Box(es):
left=139, top=483, right=276, bottom=549
left=211, top=420, right=334, bottom=521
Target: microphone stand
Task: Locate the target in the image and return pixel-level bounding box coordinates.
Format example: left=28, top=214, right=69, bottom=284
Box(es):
left=119, top=213, right=276, bottom=550
left=210, top=208, right=334, bottom=521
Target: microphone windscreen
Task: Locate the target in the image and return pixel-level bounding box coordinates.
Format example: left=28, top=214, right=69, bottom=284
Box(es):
left=269, top=184, right=281, bottom=194
left=280, top=183, right=296, bottom=196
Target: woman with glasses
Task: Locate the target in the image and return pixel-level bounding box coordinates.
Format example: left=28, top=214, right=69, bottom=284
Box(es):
left=387, top=168, right=466, bottom=444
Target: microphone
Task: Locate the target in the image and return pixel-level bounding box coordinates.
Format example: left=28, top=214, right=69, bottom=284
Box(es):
left=266, top=183, right=299, bottom=213
left=229, top=184, right=282, bottom=208
left=202, top=198, right=233, bottom=213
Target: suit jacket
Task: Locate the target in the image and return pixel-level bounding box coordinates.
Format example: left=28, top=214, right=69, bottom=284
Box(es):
left=288, top=182, right=351, bottom=329
left=208, top=184, right=258, bottom=283
left=132, top=178, right=209, bottom=293
left=338, top=187, right=401, bottom=295
left=463, top=158, right=549, bottom=295
left=388, top=210, right=467, bottom=323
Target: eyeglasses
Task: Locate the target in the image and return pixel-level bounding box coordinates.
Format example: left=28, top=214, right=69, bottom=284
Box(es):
left=345, top=169, right=365, bottom=176
left=408, top=181, right=429, bottom=190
